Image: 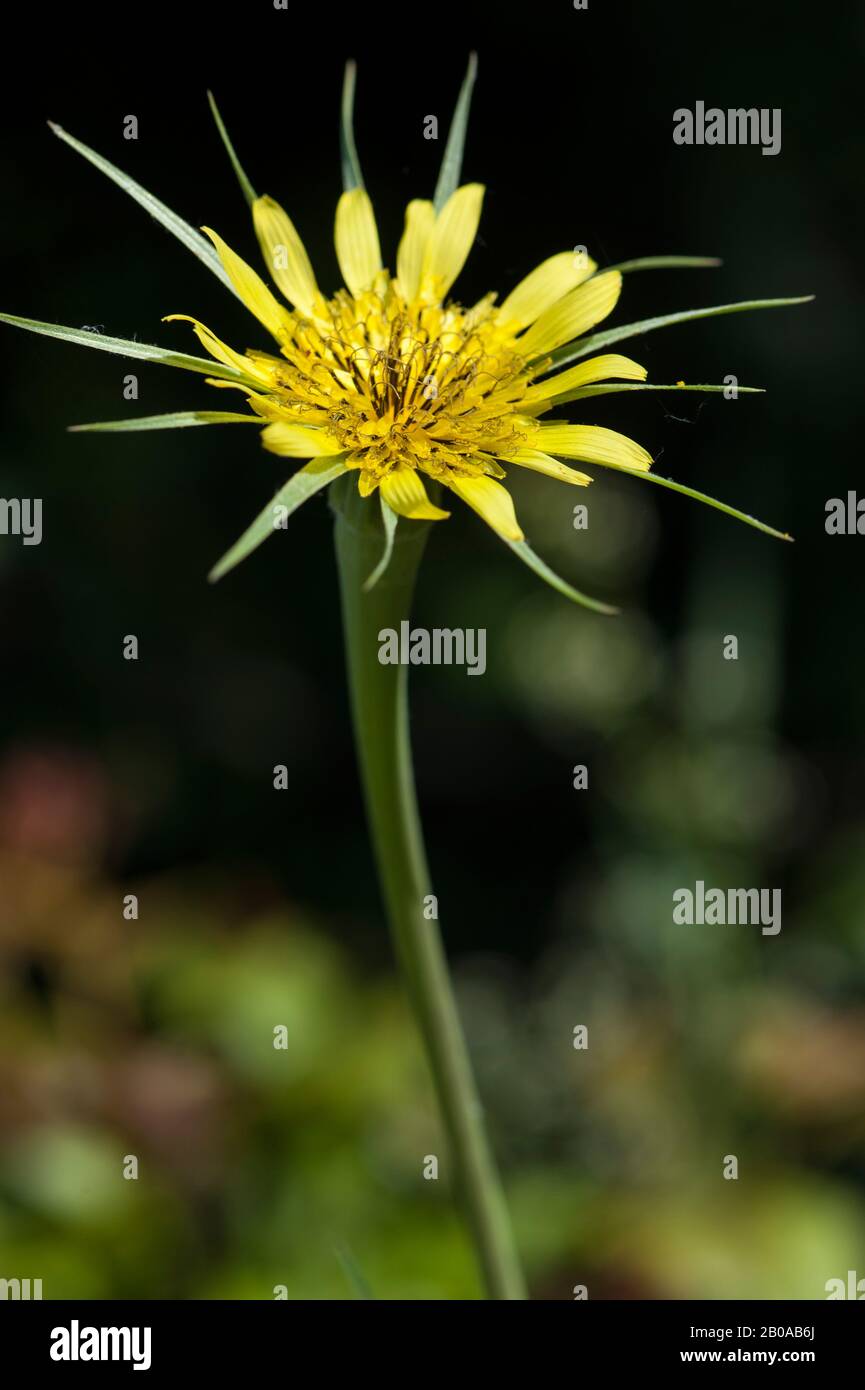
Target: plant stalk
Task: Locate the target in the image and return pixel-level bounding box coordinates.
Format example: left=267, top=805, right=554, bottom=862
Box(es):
left=331, top=474, right=526, bottom=1300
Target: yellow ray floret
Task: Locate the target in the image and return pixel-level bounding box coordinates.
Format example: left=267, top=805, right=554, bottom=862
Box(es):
left=420, top=184, right=485, bottom=302
left=201, top=228, right=293, bottom=343
left=522, top=354, right=647, bottom=408
left=380, top=466, right=451, bottom=520
left=163, top=315, right=275, bottom=387
left=445, top=474, right=524, bottom=542
left=518, top=271, right=622, bottom=358
left=501, top=449, right=593, bottom=486
left=261, top=422, right=344, bottom=457
left=396, top=199, right=436, bottom=300
left=335, top=188, right=383, bottom=298
left=536, top=423, right=653, bottom=471
left=253, top=195, right=321, bottom=318
left=498, top=251, right=598, bottom=329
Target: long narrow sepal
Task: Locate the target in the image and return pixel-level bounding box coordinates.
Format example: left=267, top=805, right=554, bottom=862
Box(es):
left=0, top=311, right=253, bottom=384
left=603, top=255, right=721, bottom=273
left=69, top=411, right=259, bottom=433
left=546, top=382, right=764, bottom=406
left=48, top=122, right=237, bottom=298
left=606, top=466, right=792, bottom=541
left=363, top=496, right=399, bottom=592
left=207, top=91, right=257, bottom=207
left=208, top=456, right=347, bottom=583
left=505, top=538, right=618, bottom=614
left=544, top=296, right=814, bottom=371
left=433, top=53, right=478, bottom=212
left=340, top=60, right=364, bottom=192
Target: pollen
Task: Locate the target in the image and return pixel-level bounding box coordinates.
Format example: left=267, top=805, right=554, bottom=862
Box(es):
left=261, top=278, right=536, bottom=494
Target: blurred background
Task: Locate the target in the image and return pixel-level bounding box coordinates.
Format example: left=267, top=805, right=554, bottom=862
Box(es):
left=0, top=0, right=863, bottom=1298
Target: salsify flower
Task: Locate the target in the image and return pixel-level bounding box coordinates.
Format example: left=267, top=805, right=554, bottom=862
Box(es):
left=0, top=58, right=813, bottom=1301
left=169, top=191, right=646, bottom=546
left=0, top=59, right=810, bottom=611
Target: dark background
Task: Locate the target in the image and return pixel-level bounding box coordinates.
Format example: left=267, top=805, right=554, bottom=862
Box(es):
left=0, top=0, right=863, bottom=1298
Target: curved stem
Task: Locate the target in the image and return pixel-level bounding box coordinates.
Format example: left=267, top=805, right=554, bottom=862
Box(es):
left=331, top=475, right=526, bottom=1301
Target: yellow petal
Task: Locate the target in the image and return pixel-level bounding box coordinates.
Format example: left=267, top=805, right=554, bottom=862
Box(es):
left=445, top=473, right=524, bottom=541
left=163, top=314, right=273, bottom=385
left=421, top=184, right=484, bottom=302
left=247, top=394, right=315, bottom=424
left=205, top=377, right=258, bottom=393
left=523, top=353, right=647, bottom=405
left=536, top=423, right=652, bottom=471
left=501, top=449, right=592, bottom=486
left=380, top=467, right=450, bottom=520
left=335, top=188, right=382, bottom=298
left=498, top=251, right=597, bottom=329
left=261, top=423, right=343, bottom=457
left=396, top=199, right=436, bottom=301
left=518, top=271, right=622, bottom=359
left=253, top=196, right=319, bottom=317
left=201, top=228, right=292, bottom=342
left=357, top=471, right=380, bottom=498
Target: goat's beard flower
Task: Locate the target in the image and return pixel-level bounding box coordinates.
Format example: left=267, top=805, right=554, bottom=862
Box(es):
left=0, top=68, right=810, bottom=1306
left=0, top=72, right=806, bottom=601
left=167, top=183, right=650, bottom=543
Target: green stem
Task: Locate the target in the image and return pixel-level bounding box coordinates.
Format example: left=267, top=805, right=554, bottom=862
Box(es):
left=331, top=475, right=527, bottom=1301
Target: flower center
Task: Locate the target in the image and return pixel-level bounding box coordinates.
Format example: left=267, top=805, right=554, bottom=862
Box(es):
left=267, top=280, right=535, bottom=482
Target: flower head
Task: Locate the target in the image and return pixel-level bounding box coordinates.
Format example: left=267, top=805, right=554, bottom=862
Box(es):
left=0, top=59, right=811, bottom=608
left=170, top=182, right=650, bottom=548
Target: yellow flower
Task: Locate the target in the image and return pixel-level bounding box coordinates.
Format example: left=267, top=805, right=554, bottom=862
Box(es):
left=166, top=184, right=649, bottom=545
left=0, top=63, right=810, bottom=606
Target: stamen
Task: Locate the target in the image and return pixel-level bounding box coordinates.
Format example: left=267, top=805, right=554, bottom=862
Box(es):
left=263, top=275, right=532, bottom=481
